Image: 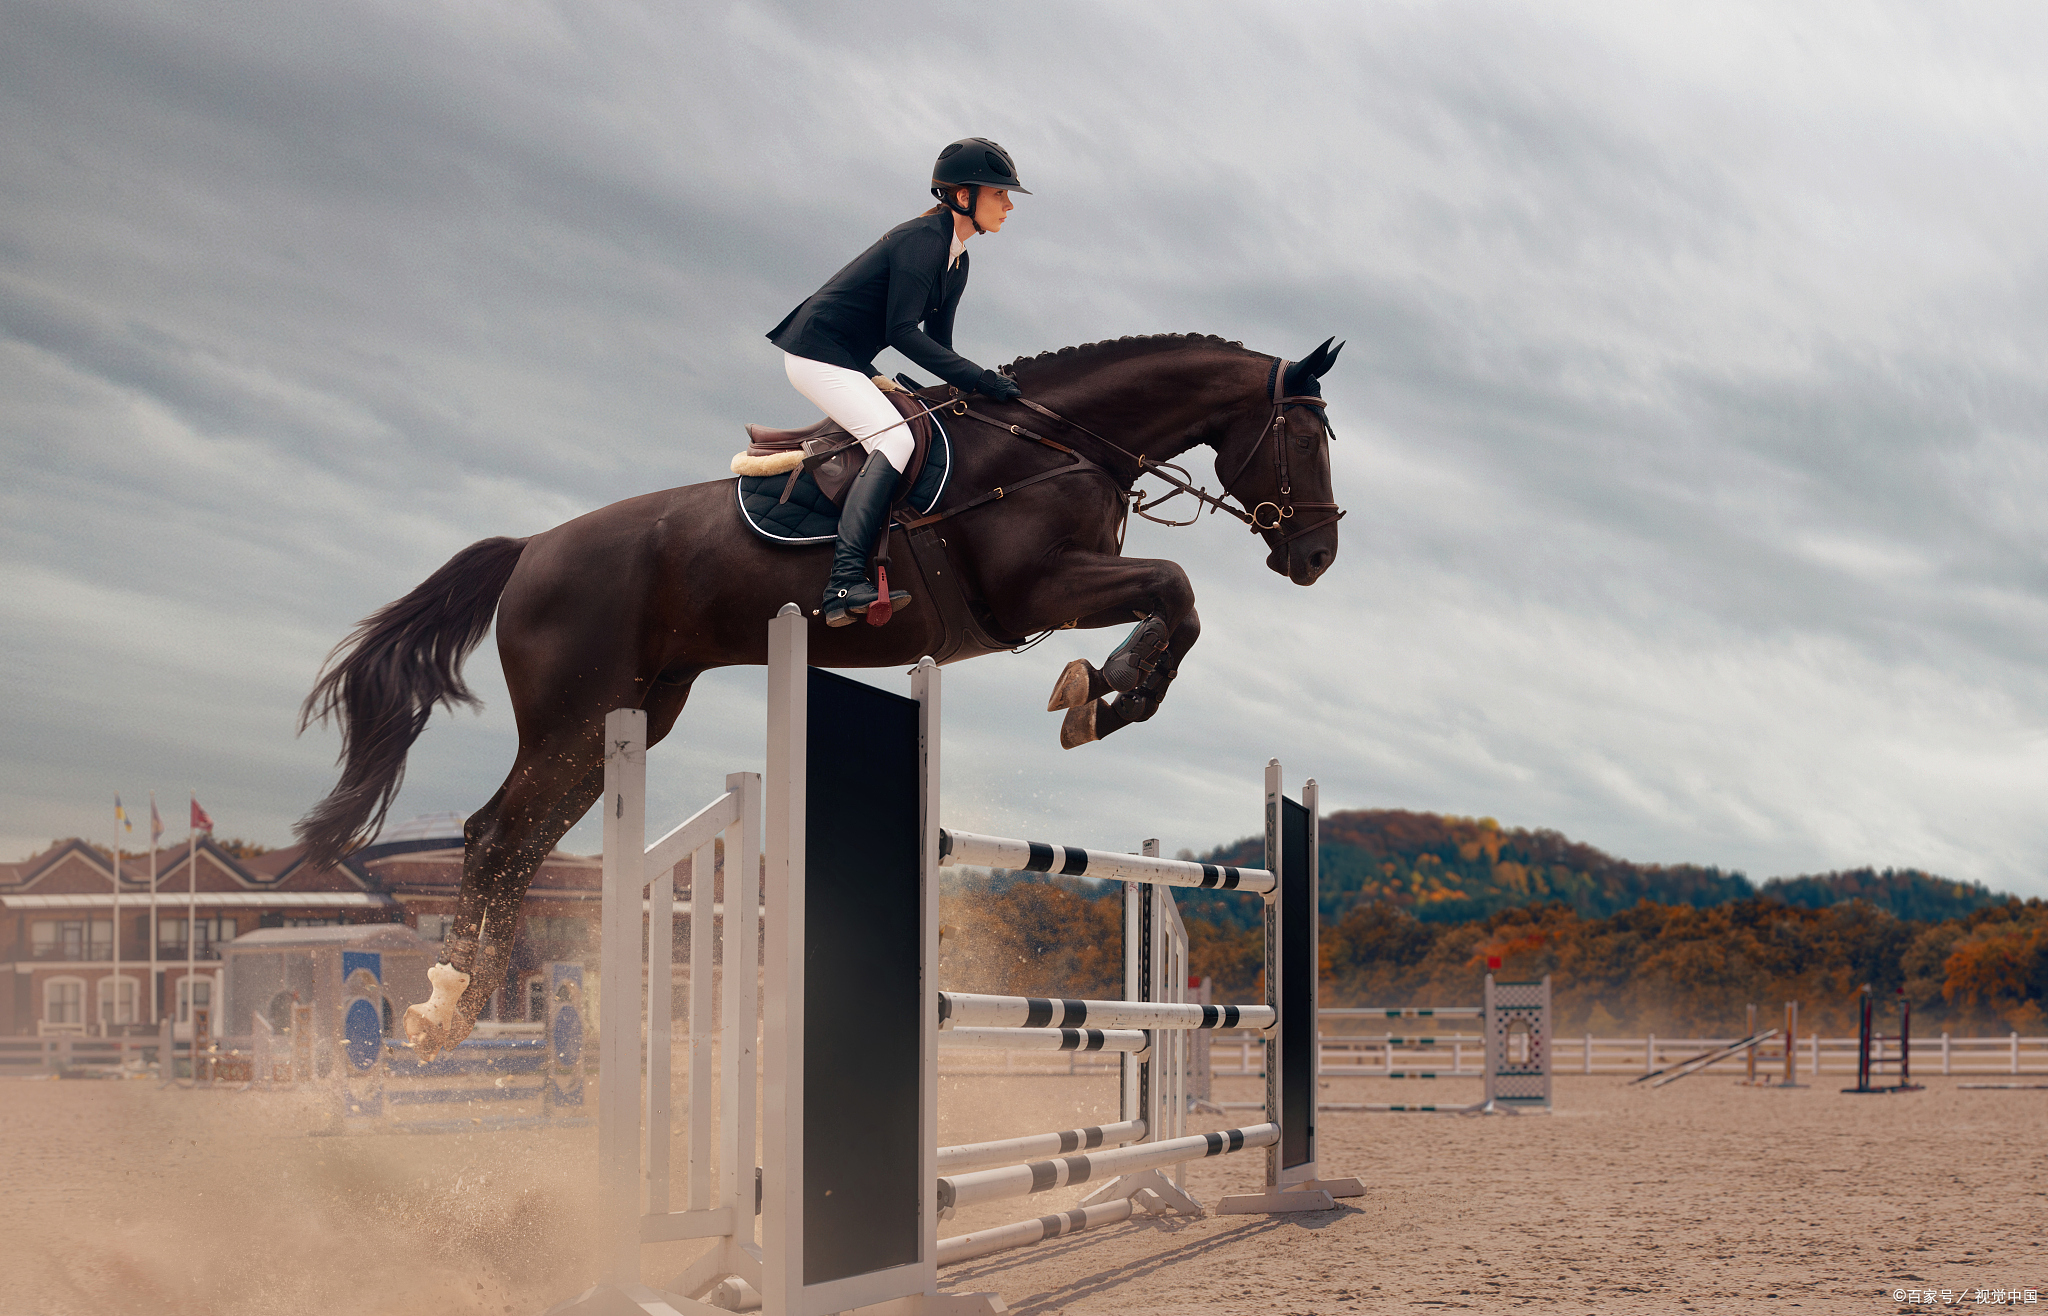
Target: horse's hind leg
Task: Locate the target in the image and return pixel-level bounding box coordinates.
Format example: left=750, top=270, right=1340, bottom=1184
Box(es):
left=405, top=731, right=608, bottom=1058
left=407, top=669, right=701, bottom=1057
left=1062, top=609, right=1200, bottom=748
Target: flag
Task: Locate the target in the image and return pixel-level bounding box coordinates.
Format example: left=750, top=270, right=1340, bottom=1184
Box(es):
left=190, top=797, right=214, bottom=833
left=116, top=796, right=132, bottom=833
left=150, top=796, right=164, bottom=844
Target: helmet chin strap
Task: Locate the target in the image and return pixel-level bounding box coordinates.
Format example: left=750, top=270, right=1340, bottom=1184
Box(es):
left=934, top=182, right=986, bottom=235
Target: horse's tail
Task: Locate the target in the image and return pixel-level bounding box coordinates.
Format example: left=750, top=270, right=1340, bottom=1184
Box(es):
left=294, top=535, right=529, bottom=866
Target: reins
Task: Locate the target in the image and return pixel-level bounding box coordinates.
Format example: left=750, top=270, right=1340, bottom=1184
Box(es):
left=903, top=356, right=1345, bottom=547
left=894, top=403, right=1114, bottom=532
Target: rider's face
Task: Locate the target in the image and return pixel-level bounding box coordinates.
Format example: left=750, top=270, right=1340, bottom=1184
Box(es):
left=971, top=187, right=1013, bottom=233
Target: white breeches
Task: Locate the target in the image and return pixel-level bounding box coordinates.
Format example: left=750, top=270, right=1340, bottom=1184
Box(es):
left=783, top=352, right=915, bottom=472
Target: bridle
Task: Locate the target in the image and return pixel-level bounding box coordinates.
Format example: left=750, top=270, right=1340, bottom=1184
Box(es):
left=927, top=356, right=1346, bottom=547
left=1207, top=356, right=1346, bottom=543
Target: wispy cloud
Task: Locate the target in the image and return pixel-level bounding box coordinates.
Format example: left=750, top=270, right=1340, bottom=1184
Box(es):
left=4, top=1, right=2045, bottom=893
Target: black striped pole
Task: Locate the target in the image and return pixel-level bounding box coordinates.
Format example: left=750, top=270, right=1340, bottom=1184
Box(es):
left=938, top=1120, right=1146, bottom=1174
left=936, top=1026, right=1147, bottom=1053
left=940, top=991, right=1272, bottom=1032
left=939, top=829, right=1276, bottom=895
left=937, top=1198, right=1137, bottom=1267
left=936, top=1124, right=1278, bottom=1211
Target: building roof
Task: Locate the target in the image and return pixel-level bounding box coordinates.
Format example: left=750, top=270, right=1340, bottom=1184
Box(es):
left=381, top=812, right=467, bottom=844
left=226, top=924, right=433, bottom=951
left=3, top=817, right=625, bottom=913
left=0, top=891, right=397, bottom=910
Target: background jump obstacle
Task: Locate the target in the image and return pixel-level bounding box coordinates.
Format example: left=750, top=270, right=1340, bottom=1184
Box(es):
left=1844, top=985, right=1922, bottom=1095
left=1634, top=1030, right=1777, bottom=1090
left=331, top=955, right=586, bottom=1135
left=548, top=606, right=1358, bottom=1316
left=1242, top=978, right=1552, bottom=1116
left=1739, top=1002, right=1803, bottom=1088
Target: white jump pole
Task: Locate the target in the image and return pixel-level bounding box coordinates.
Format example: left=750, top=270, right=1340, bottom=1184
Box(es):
left=598, top=707, right=646, bottom=1291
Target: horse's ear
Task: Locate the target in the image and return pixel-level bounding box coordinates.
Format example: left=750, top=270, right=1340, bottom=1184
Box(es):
left=1285, top=338, right=1342, bottom=395
left=1301, top=338, right=1342, bottom=378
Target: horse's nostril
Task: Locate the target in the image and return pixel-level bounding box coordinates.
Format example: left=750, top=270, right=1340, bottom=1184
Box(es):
left=1308, top=549, right=1333, bottom=573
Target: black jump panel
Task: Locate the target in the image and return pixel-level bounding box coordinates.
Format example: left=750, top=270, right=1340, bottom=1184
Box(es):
left=1279, top=795, right=1315, bottom=1171
left=802, top=668, right=923, bottom=1284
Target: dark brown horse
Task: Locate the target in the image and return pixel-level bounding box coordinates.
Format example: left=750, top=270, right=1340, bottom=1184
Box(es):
left=296, top=332, right=1344, bottom=1054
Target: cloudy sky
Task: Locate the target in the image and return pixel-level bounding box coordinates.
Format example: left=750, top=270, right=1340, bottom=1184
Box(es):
left=5, top=1, right=2046, bottom=894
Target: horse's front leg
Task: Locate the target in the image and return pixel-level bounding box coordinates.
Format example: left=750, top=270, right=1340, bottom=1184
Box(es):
left=1045, top=606, right=1175, bottom=712
left=985, top=548, right=1196, bottom=749
left=1058, top=608, right=1200, bottom=748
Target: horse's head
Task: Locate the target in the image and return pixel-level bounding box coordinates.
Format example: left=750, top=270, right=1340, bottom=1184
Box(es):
left=1214, top=338, right=1345, bottom=585
left=999, top=332, right=1346, bottom=585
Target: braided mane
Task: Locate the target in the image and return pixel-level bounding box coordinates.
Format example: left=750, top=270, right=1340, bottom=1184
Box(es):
left=1003, top=333, right=1253, bottom=384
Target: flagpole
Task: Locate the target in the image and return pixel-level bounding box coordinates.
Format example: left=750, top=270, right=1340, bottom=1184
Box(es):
left=148, top=791, right=160, bottom=1026
left=187, top=797, right=197, bottom=1037
left=110, top=800, right=122, bottom=1036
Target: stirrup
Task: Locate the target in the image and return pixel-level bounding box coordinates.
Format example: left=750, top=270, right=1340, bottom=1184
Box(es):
left=823, top=585, right=913, bottom=628
left=864, top=564, right=910, bottom=626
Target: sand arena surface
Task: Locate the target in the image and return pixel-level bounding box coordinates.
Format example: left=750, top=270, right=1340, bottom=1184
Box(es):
left=4, top=1070, right=2045, bottom=1315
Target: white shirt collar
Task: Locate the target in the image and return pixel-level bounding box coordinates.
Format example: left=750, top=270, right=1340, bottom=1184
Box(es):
left=949, top=228, right=969, bottom=269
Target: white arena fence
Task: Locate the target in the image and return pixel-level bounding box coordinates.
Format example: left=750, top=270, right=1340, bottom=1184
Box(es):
left=610, top=1030, right=2048, bottom=1085
left=1198, top=1031, right=2048, bottom=1078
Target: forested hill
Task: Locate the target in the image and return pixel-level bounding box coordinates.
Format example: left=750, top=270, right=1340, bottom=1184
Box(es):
left=1178, top=809, right=2010, bottom=930
left=1756, top=868, right=2007, bottom=922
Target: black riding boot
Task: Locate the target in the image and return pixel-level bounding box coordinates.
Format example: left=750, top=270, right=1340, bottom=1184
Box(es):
left=821, top=450, right=912, bottom=627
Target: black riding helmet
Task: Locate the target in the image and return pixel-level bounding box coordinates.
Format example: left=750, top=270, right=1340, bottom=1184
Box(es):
left=931, top=137, right=1029, bottom=233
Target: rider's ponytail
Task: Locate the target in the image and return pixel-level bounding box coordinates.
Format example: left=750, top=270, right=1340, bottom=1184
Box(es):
left=928, top=181, right=983, bottom=231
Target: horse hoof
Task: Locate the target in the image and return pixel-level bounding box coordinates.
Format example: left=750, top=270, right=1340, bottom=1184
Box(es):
left=1047, top=659, right=1107, bottom=711
left=402, top=1002, right=456, bottom=1062
left=1059, top=701, right=1099, bottom=749
left=403, top=962, right=471, bottom=1060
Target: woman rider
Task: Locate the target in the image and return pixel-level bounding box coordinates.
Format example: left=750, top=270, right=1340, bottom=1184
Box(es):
left=767, top=137, right=1027, bottom=626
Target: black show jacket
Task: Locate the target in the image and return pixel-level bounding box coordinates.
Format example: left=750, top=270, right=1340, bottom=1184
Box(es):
left=767, top=211, right=981, bottom=390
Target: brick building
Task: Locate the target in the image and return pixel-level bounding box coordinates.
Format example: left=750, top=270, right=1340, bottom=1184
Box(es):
left=0, top=814, right=601, bottom=1037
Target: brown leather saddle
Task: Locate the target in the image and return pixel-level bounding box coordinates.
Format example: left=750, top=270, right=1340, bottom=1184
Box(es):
left=738, top=389, right=936, bottom=507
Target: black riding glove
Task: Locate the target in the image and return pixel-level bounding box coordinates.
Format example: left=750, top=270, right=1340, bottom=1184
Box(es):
left=975, top=368, right=1022, bottom=402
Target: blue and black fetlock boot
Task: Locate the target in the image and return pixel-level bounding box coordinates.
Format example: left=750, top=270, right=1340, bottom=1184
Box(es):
left=821, top=450, right=913, bottom=627
left=1099, top=613, right=1172, bottom=692
left=1045, top=612, right=1173, bottom=712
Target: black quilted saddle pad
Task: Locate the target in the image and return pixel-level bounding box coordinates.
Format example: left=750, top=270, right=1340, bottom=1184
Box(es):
left=735, top=414, right=952, bottom=544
